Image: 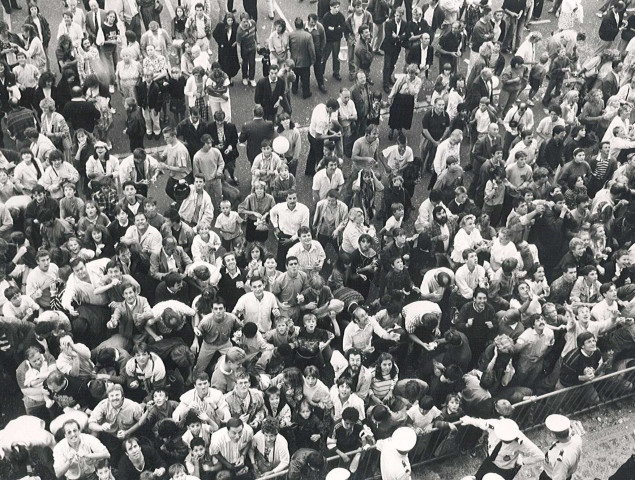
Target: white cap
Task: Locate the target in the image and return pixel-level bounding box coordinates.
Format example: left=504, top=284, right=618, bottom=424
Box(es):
left=392, top=427, right=417, bottom=452
left=545, top=414, right=571, bottom=433
left=494, top=419, right=520, bottom=442
left=272, top=136, right=290, bottom=155
left=325, top=468, right=351, bottom=480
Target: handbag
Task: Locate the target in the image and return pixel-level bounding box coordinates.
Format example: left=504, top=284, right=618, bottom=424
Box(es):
left=154, top=0, right=163, bottom=13
left=96, top=28, right=105, bottom=46
left=501, top=359, right=515, bottom=386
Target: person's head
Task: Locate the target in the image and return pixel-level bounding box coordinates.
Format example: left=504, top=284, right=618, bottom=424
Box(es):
left=225, top=346, right=246, bottom=372
left=329, top=0, right=340, bottom=14
left=577, top=331, right=597, bottom=355
left=510, top=56, right=524, bottom=69
left=336, top=376, right=353, bottom=397
left=601, top=282, right=618, bottom=302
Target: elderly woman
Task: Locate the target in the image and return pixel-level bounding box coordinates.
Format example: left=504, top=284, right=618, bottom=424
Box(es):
left=388, top=63, right=422, bottom=140
left=498, top=56, right=529, bottom=115
left=40, top=98, right=72, bottom=163
left=238, top=180, right=276, bottom=243
left=268, top=19, right=289, bottom=66
left=116, top=47, right=142, bottom=101
left=450, top=214, right=488, bottom=264
left=341, top=207, right=376, bottom=254
left=249, top=417, right=290, bottom=477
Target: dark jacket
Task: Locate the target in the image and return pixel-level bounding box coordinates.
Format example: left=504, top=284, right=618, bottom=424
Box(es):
left=599, top=9, right=624, bottom=41
left=176, top=118, right=211, bottom=156
left=465, top=76, right=493, bottom=111
left=322, top=11, right=346, bottom=42
left=25, top=14, right=51, bottom=48
left=210, top=121, right=239, bottom=162
left=289, top=29, right=316, bottom=68
left=368, top=0, right=391, bottom=24
left=125, top=106, right=146, bottom=140
left=238, top=117, right=275, bottom=163
left=405, top=43, right=434, bottom=68
left=135, top=80, right=163, bottom=112
left=381, top=18, right=409, bottom=54
left=61, top=99, right=101, bottom=132
left=254, top=77, right=286, bottom=120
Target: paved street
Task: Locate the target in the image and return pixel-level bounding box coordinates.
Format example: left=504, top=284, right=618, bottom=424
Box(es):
left=0, top=0, right=601, bottom=216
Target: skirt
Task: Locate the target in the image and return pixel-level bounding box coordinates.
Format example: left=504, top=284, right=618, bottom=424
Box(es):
left=388, top=93, right=415, bottom=130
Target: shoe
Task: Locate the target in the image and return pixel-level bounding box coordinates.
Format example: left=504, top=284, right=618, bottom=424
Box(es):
left=349, top=72, right=355, bottom=81
left=318, top=84, right=327, bottom=93
left=596, top=11, right=603, bottom=17
left=383, top=85, right=391, bottom=94
left=154, top=133, right=162, bottom=140
left=109, top=84, right=115, bottom=94
left=250, top=80, right=257, bottom=87
left=110, top=108, right=116, bottom=114
left=526, top=99, right=534, bottom=106
left=268, top=14, right=274, bottom=19
left=303, top=92, right=313, bottom=99
left=242, top=79, right=248, bottom=86
left=333, top=73, right=341, bottom=81
left=146, top=132, right=153, bottom=139
left=548, top=8, right=554, bottom=12
left=374, top=50, right=384, bottom=56
left=228, top=80, right=234, bottom=86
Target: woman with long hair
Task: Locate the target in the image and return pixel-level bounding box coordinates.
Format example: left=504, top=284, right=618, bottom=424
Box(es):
left=351, top=168, right=384, bottom=223
left=33, top=72, right=59, bottom=115
left=77, top=36, right=100, bottom=85
left=85, top=141, right=119, bottom=191
left=83, top=224, right=115, bottom=259
left=561, top=89, right=580, bottom=132
left=369, top=352, right=399, bottom=405
left=55, top=34, right=77, bottom=76
left=100, top=10, right=120, bottom=93
left=24, top=3, right=51, bottom=54
left=268, top=19, right=289, bottom=65
left=72, top=128, right=96, bottom=195
left=212, top=13, right=240, bottom=82
left=275, top=112, right=301, bottom=176
left=15, top=24, right=46, bottom=73
left=76, top=199, right=110, bottom=237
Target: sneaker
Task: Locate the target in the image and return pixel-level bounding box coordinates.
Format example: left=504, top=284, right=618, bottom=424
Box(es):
left=333, top=73, right=341, bottom=81
left=318, top=84, right=327, bottom=93
left=526, top=99, right=534, bottom=106
left=242, top=78, right=248, bottom=86
left=250, top=80, right=257, bottom=87
left=596, top=11, right=603, bottom=17
left=109, top=84, right=115, bottom=94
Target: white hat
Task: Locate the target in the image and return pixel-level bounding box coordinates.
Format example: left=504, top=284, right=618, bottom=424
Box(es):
left=325, top=468, right=351, bottom=480
left=483, top=474, right=505, bottom=480
left=494, top=419, right=520, bottom=442
left=545, top=414, right=570, bottom=433
left=392, top=427, right=417, bottom=452
left=273, top=136, right=290, bottom=155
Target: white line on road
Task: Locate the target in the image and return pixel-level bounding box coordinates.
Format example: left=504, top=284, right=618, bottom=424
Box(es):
left=529, top=19, right=551, bottom=24
left=273, top=0, right=293, bottom=31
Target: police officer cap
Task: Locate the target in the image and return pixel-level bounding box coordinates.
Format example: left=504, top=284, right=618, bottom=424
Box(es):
left=545, top=414, right=570, bottom=433
left=392, top=427, right=417, bottom=452
left=494, top=419, right=520, bottom=442
left=325, top=468, right=351, bottom=480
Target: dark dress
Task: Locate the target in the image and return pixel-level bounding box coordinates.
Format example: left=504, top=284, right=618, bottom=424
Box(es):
left=213, top=22, right=240, bottom=79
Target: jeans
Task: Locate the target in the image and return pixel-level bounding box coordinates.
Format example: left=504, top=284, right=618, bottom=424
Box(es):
left=322, top=40, right=341, bottom=76
left=142, top=108, right=161, bottom=135
left=382, top=49, right=400, bottom=87
left=241, top=49, right=256, bottom=80
left=314, top=52, right=324, bottom=87
left=140, top=4, right=161, bottom=29
left=100, top=47, right=118, bottom=85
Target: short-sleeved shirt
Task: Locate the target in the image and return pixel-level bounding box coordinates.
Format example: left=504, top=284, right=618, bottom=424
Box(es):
left=382, top=145, right=414, bottom=172
left=421, top=109, right=450, bottom=140
left=331, top=421, right=364, bottom=452
left=89, top=398, right=144, bottom=434
left=199, top=313, right=239, bottom=346
left=209, top=425, right=254, bottom=463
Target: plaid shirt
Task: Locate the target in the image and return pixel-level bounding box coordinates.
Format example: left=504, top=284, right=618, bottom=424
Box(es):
left=92, top=187, right=119, bottom=220
left=424, top=218, right=458, bottom=254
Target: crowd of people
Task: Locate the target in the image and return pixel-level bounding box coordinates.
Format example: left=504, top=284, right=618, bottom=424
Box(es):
left=3, top=0, right=635, bottom=478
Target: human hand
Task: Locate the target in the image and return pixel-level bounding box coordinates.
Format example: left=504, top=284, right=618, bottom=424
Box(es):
left=310, top=434, right=321, bottom=442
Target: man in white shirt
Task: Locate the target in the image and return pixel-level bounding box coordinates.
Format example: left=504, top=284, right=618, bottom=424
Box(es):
left=312, top=156, right=344, bottom=202
left=233, top=276, right=280, bottom=332
left=209, top=418, right=254, bottom=472
left=122, top=211, right=163, bottom=255
left=53, top=419, right=110, bottom=480
left=306, top=98, right=341, bottom=175
left=591, top=282, right=620, bottom=322
left=287, top=226, right=326, bottom=277
left=270, top=190, right=310, bottom=265
left=342, top=307, right=400, bottom=353
left=338, top=88, right=357, bottom=157
left=454, top=249, right=487, bottom=300
left=26, top=249, right=59, bottom=310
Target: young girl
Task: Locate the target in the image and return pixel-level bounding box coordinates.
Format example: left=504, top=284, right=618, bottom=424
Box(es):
left=432, top=393, right=465, bottom=456
left=293, top=399, right=327, bottom=450
left=83, top=225, right=115, bottom=259
left=563, top=175, right=588, bottom=210
left=352, top=168, right=384, bottom=223
left=262, top=254, right=282, bottom=291
left=214, top=199, right=244, bottom=251
left=245, top=242, right=266, bottom=280
left=172, top=6, right=188, bottom=49
left=302, top=365, right=331, bottom=409
left=76, top=200, right=109, bottom=238
left=369, top=352, right=399, bottom=406
left=483, top=166, right=506, bottom=228
left=263, top=385, right=293, bottom=430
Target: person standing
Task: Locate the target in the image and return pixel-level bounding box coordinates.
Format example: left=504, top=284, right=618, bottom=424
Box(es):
left=239, top=105, right=275, bottom=165
left=289, top=17, right=316, bottom=99
left=192, top=134, right=225, bottom=211
left=270, top=190, right=310, bottom=266
left=124, top=97, right=146, bottom=151
left=255, top=63, right=286, bottom=121
left=321, top=0, right=346, bottom=82
left=595, top=2, right=626, bottom=56
left=306, top=98, right=341, bottom=176
left=306, top=14, right=327, bottom=93
left=160, top=126, right=192, bottom=201
left=540, top=414, right=583, bottom=480
left=237, top=13, right=258, bottom=87
left=381, top=7, right=409, bottom=93
left=376, top=427, right=417, bottom=480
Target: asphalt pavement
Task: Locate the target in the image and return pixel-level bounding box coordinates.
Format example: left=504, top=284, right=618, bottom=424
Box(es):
left=0, top=0, right=601, bottom=218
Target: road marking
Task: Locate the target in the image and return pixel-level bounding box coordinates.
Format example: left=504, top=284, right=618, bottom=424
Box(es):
left=529, top=19, right=551, bottom=24
left=273, top=0, right=293, bottom=31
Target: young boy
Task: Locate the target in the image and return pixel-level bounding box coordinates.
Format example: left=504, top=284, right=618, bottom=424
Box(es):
left=378, top=202, right=405, bottom=244
left=143, top=387, right=180, bottom=437
left=144, top=197, right=166, bottom=230
left=182, top=409, right=215, bottom=448
left=185, top=437, right=215, bottom=479
left=264, top=316, right=300, bottom=347
left=528, top=52, right=549, bottom=106
left=59, top=181, right=84, bottom=226
left=327, top=406, right=365, bottom=473
left=2, top=285, right=39, bottom=321
left=295, top=313, right=335, bottom=369
left=214, top=199, right=243, bottom=251
left=95, top=260, right=140, bottom=303
left=166, top=66, right=187, bottom=123
left=272, top=162, right=296, bottom=203
left=234, top=321, right=274, bottom=360
left=168, top=462, right=199, bottom=480
left=13, top=51, right=40, bottom=110
left=542, top=47, right=570, bottom=108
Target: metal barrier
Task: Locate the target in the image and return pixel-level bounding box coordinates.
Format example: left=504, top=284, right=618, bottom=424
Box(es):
left=257, top=364, right=635, bottom=480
